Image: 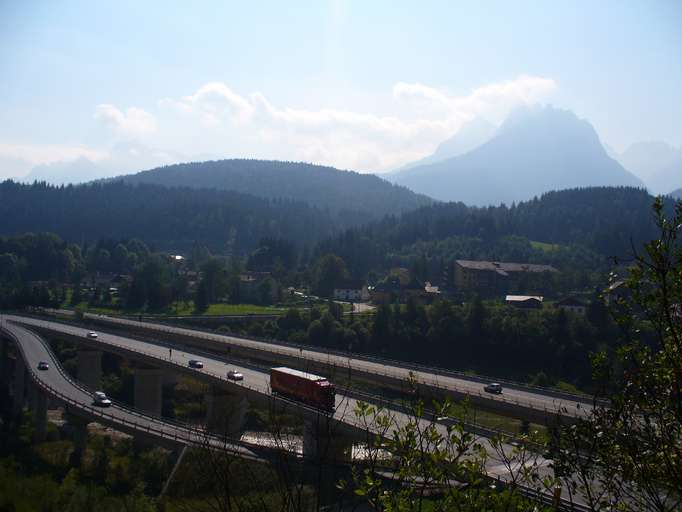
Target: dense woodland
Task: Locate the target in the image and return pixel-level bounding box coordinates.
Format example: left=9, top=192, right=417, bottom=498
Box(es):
left=0, top=180, right=343, bottom=252
left=120, top=158, right=432, bottom=218
left=316, top=186, right=671, bottom=279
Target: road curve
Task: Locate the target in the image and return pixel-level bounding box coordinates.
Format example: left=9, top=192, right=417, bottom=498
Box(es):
left=1, top=319, right=262, bottom=459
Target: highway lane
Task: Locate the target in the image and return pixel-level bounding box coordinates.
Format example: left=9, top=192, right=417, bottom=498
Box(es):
left=77, top=312, right=593, bottom=419
left=1, top=319, right=262, bottom=459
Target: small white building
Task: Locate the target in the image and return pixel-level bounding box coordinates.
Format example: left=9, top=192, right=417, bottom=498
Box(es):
left=333, top=280, right=370, bottom=302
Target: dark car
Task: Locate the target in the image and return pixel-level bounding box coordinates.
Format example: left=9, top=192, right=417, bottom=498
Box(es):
left=188, top=359, right=204, bottom=369
left=37, top=361, right=49, bottom=371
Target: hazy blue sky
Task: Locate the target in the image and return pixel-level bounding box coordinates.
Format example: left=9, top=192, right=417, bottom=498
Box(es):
left=1, top=0, right=680, bottom=178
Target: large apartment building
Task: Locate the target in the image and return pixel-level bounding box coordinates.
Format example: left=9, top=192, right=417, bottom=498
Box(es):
left=453, top=259, right=558, bottom=295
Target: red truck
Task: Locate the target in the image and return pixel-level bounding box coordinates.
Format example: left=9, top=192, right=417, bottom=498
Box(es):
left=270, top=367, right=336, bottom=412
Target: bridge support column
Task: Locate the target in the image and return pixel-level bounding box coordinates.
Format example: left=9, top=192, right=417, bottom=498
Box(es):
left=32, top=383, right=47, bottom=442
left=0, top=337, right=8, bottom=382
left=303, top=417, right=352, bottom=462
left=303, top=417, right=352, bottom=505
left=204, top=387, right=247, bottom=436
left=77, top=349, right=102, bottom=389
left=134, top=367, right=163, bottom=416
left=13, top=355, right=26, bottom=413
left=65, top=413, right=89, bottom=467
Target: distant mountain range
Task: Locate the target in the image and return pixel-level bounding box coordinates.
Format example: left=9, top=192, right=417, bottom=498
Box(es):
left=116, top=159, right=431, bottom=220
left=670, top=188, right=682, bottom=199
left=614, top=140, right=682, bottom=194
left=389, top=105, right=644, bottom=205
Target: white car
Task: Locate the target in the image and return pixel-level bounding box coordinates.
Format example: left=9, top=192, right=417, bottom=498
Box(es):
left=86, top=331, right=98, bottom=339
left=93, top=391, right=112, bottom=407
left=484, top=383, right=503, bottom=394
left=227, top=370, right=244, bottom=381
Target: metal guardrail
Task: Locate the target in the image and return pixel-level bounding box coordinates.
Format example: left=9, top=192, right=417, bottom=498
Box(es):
left=40, top=308, right=600, bottom=406
left=81, top=313, right=593, bottom=419
left=40, top=308, right=604, bottom=406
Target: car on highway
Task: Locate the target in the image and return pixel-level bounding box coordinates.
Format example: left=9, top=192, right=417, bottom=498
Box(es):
left=227, top=370, right=244, bottom=381
left=188, top=359, right=204, bottom=369
left=86, top=331, right=98, bottom=339
left=93, top=391, right=112, bottom=407
left=484, top=383, right=503, bottom=394
left=37, top=361, right=49, bottom=371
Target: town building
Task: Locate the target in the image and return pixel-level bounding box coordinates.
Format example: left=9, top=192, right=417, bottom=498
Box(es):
left=333, top=280, right=370, bottom=302
left=555, top=297, right=587, bottom=315
left=454, top=260, right=558, bottom=295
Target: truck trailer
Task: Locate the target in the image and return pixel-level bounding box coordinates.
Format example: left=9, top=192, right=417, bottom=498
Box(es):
left=270, top=367, right=336, bottom=412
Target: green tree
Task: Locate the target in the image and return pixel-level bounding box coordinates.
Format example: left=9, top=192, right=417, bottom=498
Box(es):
left=313, top=254, right=348, bottom=298
left=556, top=198, right=682, bottom=511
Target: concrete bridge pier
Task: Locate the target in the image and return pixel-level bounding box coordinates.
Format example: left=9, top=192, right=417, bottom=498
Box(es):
left=12, top=355, right=26, bottom=413
left=0, top=337, right=8, bottom=381
left=302, top=417, right=352, bottom=462
left=65, top=413, right=89, bottom=467
left=77, top=349, right=102, bottom=390
left=204, top=386, right=247, bottom=437
left=134, top=367, right=164, bottom=416
left=31, top=383, right=48, bottom=442
left=303, top=417, right=353, bottom=505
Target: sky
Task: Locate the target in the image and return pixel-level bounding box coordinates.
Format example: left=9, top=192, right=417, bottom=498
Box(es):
left=0, top=0, right=681, bottom=179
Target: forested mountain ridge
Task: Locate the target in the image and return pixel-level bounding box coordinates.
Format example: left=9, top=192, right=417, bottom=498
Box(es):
left=315, top=186, right=674, bottom=278
left=0, top=180, right=349, bottom=252
left=392, top=106, right=644, bottom=205
left=671, top=188, right=682, bottom=199
left=116, top=159, right=432, bottom=219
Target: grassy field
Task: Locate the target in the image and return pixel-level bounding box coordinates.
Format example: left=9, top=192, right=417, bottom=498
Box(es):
left=67, top=299, right=286, bottom=317
left=530, top=240, right=561, bottom=252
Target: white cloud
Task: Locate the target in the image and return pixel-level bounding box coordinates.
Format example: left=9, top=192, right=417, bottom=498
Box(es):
left=0, top=142, right=108, bottom=166
left=136, top=75, right=558, bottom=171
left=94, top=104, right=157, bottom=136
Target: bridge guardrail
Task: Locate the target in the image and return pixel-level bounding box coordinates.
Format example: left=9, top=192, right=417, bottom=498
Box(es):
left=84, top=312, right=605, bottom=407
left=12, top=312, right=590, bottom=421
left=81, top=313, right=589, bottom=419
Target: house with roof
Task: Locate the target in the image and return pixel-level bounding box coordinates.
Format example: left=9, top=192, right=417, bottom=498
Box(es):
left=454, top=259, right=558, bottom=296
left=333, top=280, right=370, bottom=302
left=555, top=296, right=587, bottom=315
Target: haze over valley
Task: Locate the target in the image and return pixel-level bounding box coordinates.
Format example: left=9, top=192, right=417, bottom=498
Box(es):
left=1, top=2, right=681, bottom=511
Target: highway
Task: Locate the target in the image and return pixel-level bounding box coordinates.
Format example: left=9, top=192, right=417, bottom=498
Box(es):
left=7, top=314, right=490, bottom=444
left=4, top=315, right=554, bottom=469
left=76, top=312, right=594, bottom=420
left=1, top=319, right=262, bottom=460
left=3, top=314, right=592, bottom=509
